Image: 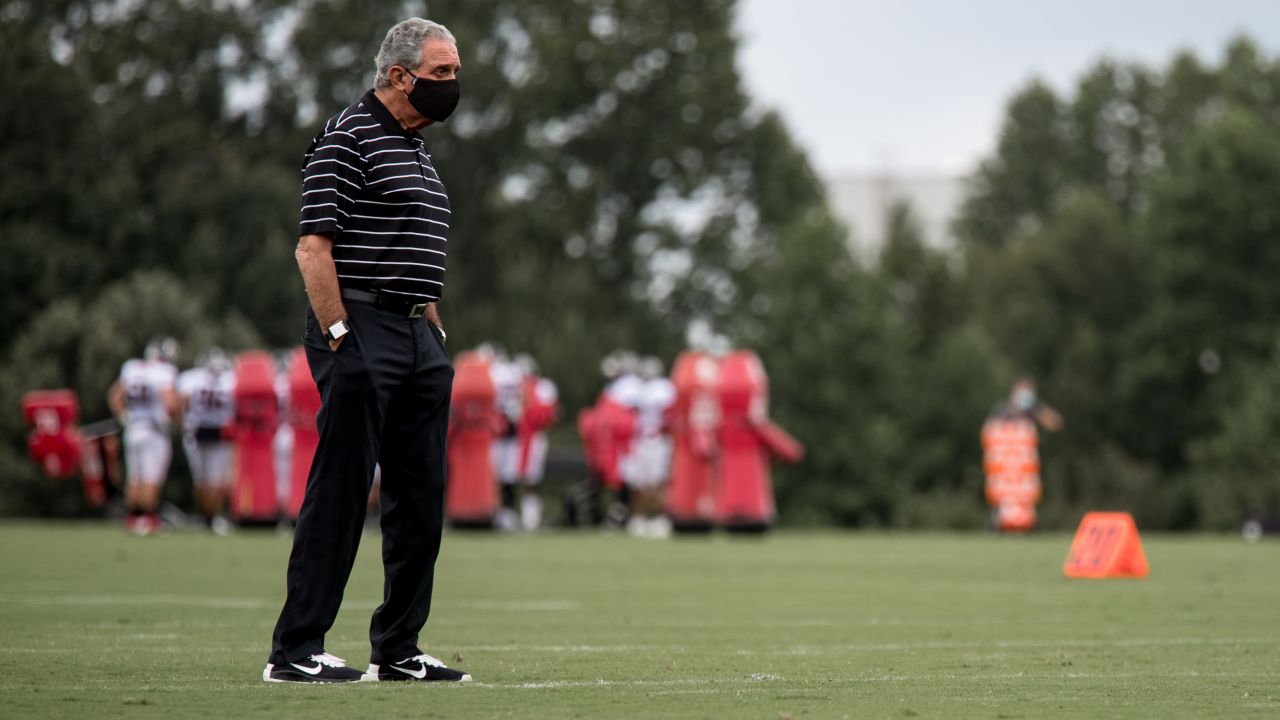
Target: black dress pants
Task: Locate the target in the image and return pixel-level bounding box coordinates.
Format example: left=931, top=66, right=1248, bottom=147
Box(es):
left=269, top=300, right=452, bottom=666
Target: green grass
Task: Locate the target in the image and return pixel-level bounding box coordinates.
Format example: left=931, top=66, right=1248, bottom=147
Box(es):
left=0, top=522, right=1277, bottom=719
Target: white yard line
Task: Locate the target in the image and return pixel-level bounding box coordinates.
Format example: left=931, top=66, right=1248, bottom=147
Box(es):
left=0, top=594, right=580, bottom=612
left=464, top=644, right=677, bottom=653
left=0, top=594, right=269, bottom=609
left=465, top=669, right=1280, bottom=691
left=774, top=637, right=1280, bottom=654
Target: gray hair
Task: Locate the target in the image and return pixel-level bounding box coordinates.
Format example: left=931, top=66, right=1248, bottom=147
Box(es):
left=373, top=18, right=456, bottom=89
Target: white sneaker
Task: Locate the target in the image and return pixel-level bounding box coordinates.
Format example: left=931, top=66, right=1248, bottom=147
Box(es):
left=626, top=516, right=646, bottom=537
left=647, top=515, right=673, bottom=539
left=520, top=494, right=542, bottom=531
left=496, top=508, right=519, bottom=532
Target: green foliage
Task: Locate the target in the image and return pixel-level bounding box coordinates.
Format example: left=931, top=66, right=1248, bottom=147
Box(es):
left=1119, top=106, right=1280, bottom=471
left=957, top=35, right=1280, bottom=528
left=1188, top=341, right=1280, bottom=530
left=754, top=209, right=897, bottom=526
left=954, top=81, right=1066, bottom=251
left=0, top=0, right=305, bottom=349
left=740, top=142, right=1001, bottom=526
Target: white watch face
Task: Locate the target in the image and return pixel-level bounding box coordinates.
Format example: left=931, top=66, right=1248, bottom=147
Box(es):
left=328, top=321, right=349, bottom=339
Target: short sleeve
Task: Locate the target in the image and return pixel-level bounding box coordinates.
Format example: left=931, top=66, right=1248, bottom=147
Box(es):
left=299, top=126, right=365, bottom=238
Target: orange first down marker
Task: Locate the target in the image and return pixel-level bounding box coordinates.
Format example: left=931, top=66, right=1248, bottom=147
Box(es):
left=1063, top=512, right=1149, bottom=579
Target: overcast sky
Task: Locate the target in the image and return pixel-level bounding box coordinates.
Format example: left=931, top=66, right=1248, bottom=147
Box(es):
left=735, top=0, right=1280, bottom=177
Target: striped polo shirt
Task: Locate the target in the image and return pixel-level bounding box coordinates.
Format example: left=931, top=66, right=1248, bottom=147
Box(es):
left=298, top=90, right=450, bottom=302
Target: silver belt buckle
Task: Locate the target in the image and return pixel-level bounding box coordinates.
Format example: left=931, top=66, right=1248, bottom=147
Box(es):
left=408, top=302, right=428, bottom=318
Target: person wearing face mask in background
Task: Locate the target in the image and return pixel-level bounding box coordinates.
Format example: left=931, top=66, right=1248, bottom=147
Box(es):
left=263, top=17, right=470, bottom=684
left=980, top=377, right=1063, bottom=533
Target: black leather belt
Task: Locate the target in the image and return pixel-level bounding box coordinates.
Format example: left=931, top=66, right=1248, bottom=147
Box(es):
left=340, top=288, right=430, bottom=318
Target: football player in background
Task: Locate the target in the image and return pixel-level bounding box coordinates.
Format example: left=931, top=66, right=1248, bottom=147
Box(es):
left=489, top=348, right=525, bottom=531
left=177, top=348, right=236, bottom=534
left=108, top=337, right=179, bottom=535
left=627, top=356, right=675, bottom=538
left=512, top=353, right=558, bottom=530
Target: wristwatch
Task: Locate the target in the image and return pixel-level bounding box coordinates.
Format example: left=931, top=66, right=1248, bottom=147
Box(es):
left=325, top=319, right=350, bottom=341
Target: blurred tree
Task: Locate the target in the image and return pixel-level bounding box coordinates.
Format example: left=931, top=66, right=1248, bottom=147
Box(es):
left=877, top=203, right=1000, bottom=527
left=0, top=0, right=301, bottom=350
left=745, top=207, right=899, bottom=526
left=1188, top=338, right=1280, bottom=530
left=732, top=123, right=998, bottom=526
left=1061, top=61, right=1165, bottom=211
left=1117, top=105, right=1280, bottom=475
left=953, top=36, right=1280, bottom=528
left=726, top=112, right=898, bottom=525
left=971, top=189, right=1178, bottom=526
left=954, top=81, right=1067, bottom=253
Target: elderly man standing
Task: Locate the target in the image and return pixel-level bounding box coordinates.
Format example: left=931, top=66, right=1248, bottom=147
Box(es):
left=263, top=17, right=470, bottom=684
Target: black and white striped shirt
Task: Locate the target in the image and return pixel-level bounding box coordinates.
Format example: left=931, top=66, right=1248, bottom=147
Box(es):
left=299, top=90, right=450, bottom=302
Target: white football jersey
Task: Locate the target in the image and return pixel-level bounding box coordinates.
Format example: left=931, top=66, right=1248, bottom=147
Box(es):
left=120, top=359, right=177, bottom=429
left=490, top=359, right=526, bottom=422
left=177, top=367, right=236, bottom=429
left=635, top=377, right=675, bottom=436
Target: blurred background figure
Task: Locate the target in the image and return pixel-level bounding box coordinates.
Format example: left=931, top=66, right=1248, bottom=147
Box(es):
left=604, top=352, right=645, bottom=410
left=568, top=354, right=635, bottom=529
left=981, top=377, right=1062, bottom=533
left=604, top=351, right=644, bottom=526
left=512, top=353, right=558, bottom=530
left=1008, top=378, right=1062, bottom=432
left=627, top=356, right=676, bottom=538
left=489, top=346, right=524, bottom=531
left=571, top=390, right=608, bottom=528
left=107, top=337, right=179, bottom=535
left=176, top=348, right=236, bottom=535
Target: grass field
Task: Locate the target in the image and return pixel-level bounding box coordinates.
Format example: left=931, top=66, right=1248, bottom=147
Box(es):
left=0, top=522, right=1277, bottom=719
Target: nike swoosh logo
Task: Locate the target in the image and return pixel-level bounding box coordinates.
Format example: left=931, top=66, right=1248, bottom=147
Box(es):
left=392, top=664, right=428, bottom=680
left=290, top=662, right=323, bottom=675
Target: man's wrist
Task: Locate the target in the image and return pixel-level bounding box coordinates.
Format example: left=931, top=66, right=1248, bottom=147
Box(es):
left=323, top=318, right=350, bottom=340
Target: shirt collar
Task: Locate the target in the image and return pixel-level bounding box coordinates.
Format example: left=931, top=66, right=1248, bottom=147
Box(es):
left=362, top=89, right=421, bottom=141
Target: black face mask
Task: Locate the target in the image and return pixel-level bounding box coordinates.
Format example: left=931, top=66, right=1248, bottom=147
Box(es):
left=405, top=72, right=460, bottom=123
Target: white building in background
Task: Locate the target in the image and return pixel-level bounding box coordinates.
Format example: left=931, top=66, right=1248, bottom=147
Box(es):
left=823, top=174, right=968, bottom=261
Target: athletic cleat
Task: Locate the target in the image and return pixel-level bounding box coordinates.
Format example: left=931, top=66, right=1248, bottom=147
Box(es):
left=209, top=515, right=234, bottom=536
left=129, top=514, right=160, bottom=536
left=366, top=653, right=472, bottom=682
left=263, top=652, right=366, bottom=683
